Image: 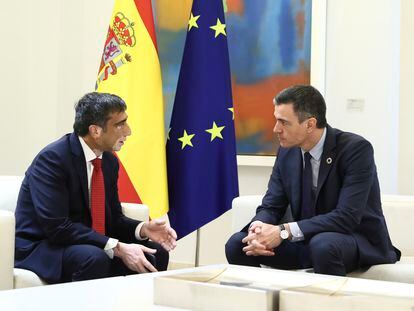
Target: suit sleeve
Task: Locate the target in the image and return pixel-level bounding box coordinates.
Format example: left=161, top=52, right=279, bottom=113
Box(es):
left=248, top=154, right=289, bottom=229
left=106, top=158, right=141, bottom=243
left=30, top=150, right=108, bottom=248
left=297, top=140, right=375, bottom=238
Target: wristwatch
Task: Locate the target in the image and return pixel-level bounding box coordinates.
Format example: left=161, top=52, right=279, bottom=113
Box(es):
left=279, top=224, right=289, bottom=240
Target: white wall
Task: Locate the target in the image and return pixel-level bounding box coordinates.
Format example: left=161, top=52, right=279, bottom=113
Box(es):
left=0, top=0, right=113, bottom=175
left=398, top=0, right=414, bottom=195
left=0, top=0, right=412, bottom=268
left=324, top=0, right=400, bottom=194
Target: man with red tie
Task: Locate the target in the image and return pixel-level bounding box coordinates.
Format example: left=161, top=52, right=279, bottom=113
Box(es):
left=15, top=92, right=177, bottom=283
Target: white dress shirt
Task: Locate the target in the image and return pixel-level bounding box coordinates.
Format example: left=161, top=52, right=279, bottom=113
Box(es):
left=288, top=127, right=327, bottom=241
left=78, top=137, right=146, bottom=258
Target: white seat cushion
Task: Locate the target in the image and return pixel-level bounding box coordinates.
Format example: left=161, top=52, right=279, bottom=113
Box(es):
left=0, top=210, right=14, bottom=290
left=348, top=259, right=414, bottom=283
left=13, top=268, right=47, bottom=289
left=0, top=176, right=24, bottom=212
left=121, top=203, right=149, bottom=221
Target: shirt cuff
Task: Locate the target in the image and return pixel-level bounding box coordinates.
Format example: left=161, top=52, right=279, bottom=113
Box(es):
left=288, top=222, right=305, bottom=242
left=135, top=222, right=149, bottom=241
left=104, top=238, right=119, bottom=259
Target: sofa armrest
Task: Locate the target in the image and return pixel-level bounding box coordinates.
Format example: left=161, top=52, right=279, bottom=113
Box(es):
left=0, top=210, right=15, bottom=290
left=231, top=195, right=294, bottom=233
left=121, top=203, right=149, bottom=222
left=231, top=195, right=263, bottom=232
left=381, top=195, right=414, bottom=257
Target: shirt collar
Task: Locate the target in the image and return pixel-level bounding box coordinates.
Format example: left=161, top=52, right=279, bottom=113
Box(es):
left=301, top=127, right=327, bottom=161
left=78, top=136, right=102, bottom=162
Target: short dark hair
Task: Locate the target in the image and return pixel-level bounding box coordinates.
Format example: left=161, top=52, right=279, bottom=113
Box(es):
left=274, top=85, right=327, bottom=128
left=73, top=92, right=127, bottom=136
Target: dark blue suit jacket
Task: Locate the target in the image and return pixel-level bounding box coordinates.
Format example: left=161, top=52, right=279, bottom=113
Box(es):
left=251, top=125, right=400, bottom=267
left=15, top=133, right=140, bottom=282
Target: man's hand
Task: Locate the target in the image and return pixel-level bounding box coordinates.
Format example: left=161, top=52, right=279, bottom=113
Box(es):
left=114, top=242, right=157, bottom=273
left=242, top=222, right=282, bottom=256
left=140, top=220, right=177, bottom=251
left=247, top=221, right=264, bottom=238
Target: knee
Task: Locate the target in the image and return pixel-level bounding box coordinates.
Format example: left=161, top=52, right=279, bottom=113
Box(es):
left=146, top=242, right=169, bottom=271
left=225, top=232, right=246, bottom=264
left=72, top=246, right=111, bottom=281
left=308, top=232, right=342, bottom=262
left=155, top=245, right=169, bottom=271
left=84, top=247, right=111, bottom=271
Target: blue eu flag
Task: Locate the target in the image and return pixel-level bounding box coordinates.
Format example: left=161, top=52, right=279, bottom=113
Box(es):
left=167, top=0, right=239, bottom=239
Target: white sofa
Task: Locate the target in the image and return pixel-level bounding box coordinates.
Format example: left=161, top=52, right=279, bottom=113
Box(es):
left=0, top=176, right=149, bottom=290
left=231, top=195, right=414, bottom=283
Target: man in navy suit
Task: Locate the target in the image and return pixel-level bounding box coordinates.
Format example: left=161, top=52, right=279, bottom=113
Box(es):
left=225, top=85, right=400, bottom=276
left=15, top=92, right=177, bottom=283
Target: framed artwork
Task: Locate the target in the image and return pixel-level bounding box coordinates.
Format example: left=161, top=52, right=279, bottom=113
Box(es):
left=154, top=0, right=326, bottom=162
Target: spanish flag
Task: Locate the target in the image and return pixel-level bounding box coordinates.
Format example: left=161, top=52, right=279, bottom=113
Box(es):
left=95, top=0, right=168, bottom=219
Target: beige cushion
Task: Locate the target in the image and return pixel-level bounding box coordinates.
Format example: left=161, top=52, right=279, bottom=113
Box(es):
left=121, top=203, right=149, bottom=221
left=349, top=259, right=414, bottom=283
left=13, top=268, right=47, bottom=289
left=0, top=176, right=24, bottom=212
left=0, top=210, right=14, bottom=290
left=231, top=195, right=262, bottom=231
left=381, top=196, right=414, bottom=257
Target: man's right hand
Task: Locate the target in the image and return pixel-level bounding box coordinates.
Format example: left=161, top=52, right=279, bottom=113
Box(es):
left=114, top=242, right=157, bottom=273
left=242, top=221, right=280, bottom=256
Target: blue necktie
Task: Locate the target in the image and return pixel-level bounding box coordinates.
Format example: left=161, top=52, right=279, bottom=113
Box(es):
left=301, top=152, right=314, bottom=219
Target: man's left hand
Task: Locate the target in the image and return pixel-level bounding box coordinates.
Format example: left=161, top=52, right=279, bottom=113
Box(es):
left=242, top=223, right=282, bottom=256
left=141, top=220, right=177, bottom=251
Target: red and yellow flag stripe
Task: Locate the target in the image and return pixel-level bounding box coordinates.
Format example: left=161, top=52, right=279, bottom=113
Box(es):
left=96, top=0, right=168, bottom=219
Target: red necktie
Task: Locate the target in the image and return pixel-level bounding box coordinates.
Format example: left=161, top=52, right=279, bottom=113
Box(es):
left=91, top=158, right=105, bottom=234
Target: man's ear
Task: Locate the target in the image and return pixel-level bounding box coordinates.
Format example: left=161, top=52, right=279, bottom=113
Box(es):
left=88, top=125, right=102, bottom=138
left=307, top=117, right=317, bottom=132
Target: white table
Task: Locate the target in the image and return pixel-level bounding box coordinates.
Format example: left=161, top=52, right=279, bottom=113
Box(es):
left=0, top=266, right=205, bottom=311
left=3, top=264, right=414, bottom=311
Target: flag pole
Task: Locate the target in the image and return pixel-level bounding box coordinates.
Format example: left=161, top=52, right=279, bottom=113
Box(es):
left=195, top=228, right=201, bottom=267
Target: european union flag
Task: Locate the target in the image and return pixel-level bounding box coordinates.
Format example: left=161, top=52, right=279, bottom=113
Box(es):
left=166, top=0, right=239, bottom=239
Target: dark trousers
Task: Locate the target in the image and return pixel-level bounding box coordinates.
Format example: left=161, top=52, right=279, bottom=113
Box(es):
left=61, top=240, right=169, bottom=282
left=225, top=231, right=359, bottom=276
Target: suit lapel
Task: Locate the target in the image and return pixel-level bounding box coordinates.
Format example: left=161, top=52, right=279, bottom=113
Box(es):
left=70, top=133, right=89, bottom=210
left=315, top=125, right=336, bottom=204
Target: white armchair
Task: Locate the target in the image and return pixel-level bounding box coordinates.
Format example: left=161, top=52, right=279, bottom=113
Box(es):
left=231, top=194, right=414, bottom=283
left=0, top=176, right=149, bottom=290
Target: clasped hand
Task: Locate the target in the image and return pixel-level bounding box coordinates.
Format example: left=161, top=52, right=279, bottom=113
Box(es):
left=141, top=219, right=177, bottom=252
left=241, top=221, right=282, bottom=256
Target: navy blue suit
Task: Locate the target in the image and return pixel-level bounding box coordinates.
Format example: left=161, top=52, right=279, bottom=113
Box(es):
left=15, top=133, right=167, bottom=283
left=226, top=125, right=400, bottom=274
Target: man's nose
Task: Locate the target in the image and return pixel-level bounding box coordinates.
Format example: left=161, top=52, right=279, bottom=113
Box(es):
left=125, top=123, right=132, bottom=136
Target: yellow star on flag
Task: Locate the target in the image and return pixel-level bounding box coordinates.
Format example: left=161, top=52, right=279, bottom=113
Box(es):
left=167, top=128, right=171, bottom=140
left=228, top=107, right=234, bottom=120
left=210, top=18, right=226, bottom=38
left=178, top=130, right=195, bottom=149
left=206, top=122, right=225, bottom=141
left=188, top=13, right=200, bottom=31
